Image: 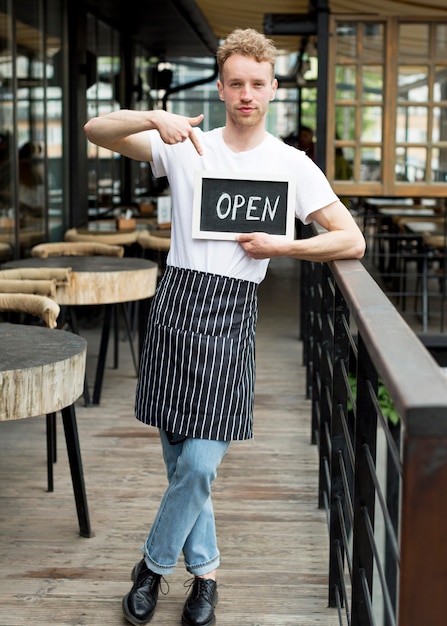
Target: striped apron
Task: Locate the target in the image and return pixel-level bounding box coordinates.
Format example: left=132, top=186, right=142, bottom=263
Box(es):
left=135, top=266, right=258, bottom=441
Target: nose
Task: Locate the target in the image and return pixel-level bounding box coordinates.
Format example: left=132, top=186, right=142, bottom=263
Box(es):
left=240, top=84, right=253, bottom=101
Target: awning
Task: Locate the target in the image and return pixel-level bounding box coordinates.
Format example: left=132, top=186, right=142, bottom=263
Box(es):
left=195, top=0, right=447, bottom=53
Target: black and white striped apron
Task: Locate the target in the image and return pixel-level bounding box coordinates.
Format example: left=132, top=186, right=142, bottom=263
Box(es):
left=135, top=266, right=258, bottom=441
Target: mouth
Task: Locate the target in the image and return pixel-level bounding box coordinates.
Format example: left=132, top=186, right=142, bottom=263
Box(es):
left=238, top=107, right=255, bottom=114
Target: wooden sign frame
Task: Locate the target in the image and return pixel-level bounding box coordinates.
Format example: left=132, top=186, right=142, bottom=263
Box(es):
left=192, top=171, right=296, bottom=241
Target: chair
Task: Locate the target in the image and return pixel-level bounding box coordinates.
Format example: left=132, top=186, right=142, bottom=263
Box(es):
left=0, top=292, right=60, bottom=329
left=0, top=266, right=72, bottom=284
left=31, top=240, right=124, bottom=258
left=0, top=278, right=57, bottom=297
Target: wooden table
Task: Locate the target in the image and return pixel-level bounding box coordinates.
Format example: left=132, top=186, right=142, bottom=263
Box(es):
left=3, top=256, right=158, bottom=404
left=0, top=323, right=91, bottom=537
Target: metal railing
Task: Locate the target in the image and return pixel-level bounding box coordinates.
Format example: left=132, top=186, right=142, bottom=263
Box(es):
left=300, top=234, right=447, bottom=626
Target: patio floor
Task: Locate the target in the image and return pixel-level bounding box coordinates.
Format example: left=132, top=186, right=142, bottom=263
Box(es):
left=0, top=256, right=339, bottom=626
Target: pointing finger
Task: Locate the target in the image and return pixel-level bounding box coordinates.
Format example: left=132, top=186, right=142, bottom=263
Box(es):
left=189, top=130, right=203, bottom=156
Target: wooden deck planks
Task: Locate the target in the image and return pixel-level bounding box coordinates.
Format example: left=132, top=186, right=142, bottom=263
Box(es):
left=0, top=257, right=339, bottom=626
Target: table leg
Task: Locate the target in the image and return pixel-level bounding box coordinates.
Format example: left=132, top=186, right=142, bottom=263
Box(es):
left=46, top=412, right=57, bottom=492
left=61, top=404, right=92, bottom=538
left=121, top=302, right=139, bottom=375
left=92, top=304, right=113, bottom=405
left=113, top=305, right=119, bottom=369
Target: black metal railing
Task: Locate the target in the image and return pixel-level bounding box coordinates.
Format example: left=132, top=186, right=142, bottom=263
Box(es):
left=301, top=237, right=447, bottom=626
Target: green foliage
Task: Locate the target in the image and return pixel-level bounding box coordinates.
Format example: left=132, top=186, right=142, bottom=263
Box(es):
left=347, top=373, right=400, bottom=425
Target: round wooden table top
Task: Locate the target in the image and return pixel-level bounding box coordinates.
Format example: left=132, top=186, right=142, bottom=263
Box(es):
left=0, top=323, right=87, bottom=421
left=3, top=256, right=158, bottom=306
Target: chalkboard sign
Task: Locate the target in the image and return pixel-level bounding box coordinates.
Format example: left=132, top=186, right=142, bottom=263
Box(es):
left=192, top=171, right=296, bottom=241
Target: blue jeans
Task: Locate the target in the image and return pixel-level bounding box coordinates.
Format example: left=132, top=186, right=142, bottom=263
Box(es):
left=142, top=431, right=230, bottom=577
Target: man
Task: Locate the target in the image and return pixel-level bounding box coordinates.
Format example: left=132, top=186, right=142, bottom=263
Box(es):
left=84, top=28, right=365, bottom=626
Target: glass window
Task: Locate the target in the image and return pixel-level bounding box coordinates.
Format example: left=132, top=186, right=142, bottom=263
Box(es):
left=86, top=14, right=121, bottom=215
left=46, top=0, right=64, bottom=241
left=335, top=106, right=356, bottom=141
left=360, top=146, right=381, bottom=181
left=361, top=106, right=382, bottom=142
left=397, top=106, right=428, bottom=143
left=433, top=106, right=447, bottom=143
left=398, top=66, right=429, bottom=101
left=362, top=66, right=383, bottom=102
left=434, top=66, right=447, bottom=102
left=399, top=24, right=429, bottom=58
left=330, top=16, right=447, bottom=195
left=334, top=147, right=354, bottom=181
left=336, top=23, right=357, bottom=60
left=0, top=0, right=14, bottom=251
left=15, top=0, right=46, bottom=254
left=362, top=23, right=384, bottom=62
left=336, top=65, right=356, bottom=100
left=435, top=25, right=447, bottom=57
left=431, top=147, right=447, bottom=182
left=396, top=146, right=427, bottom=182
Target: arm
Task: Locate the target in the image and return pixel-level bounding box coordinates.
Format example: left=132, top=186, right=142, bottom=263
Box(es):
left=237, top=199, right=366, bottom=262
left=83, top=109, right=204, bottom=160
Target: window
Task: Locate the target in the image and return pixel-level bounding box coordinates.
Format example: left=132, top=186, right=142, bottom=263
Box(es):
left=85, top=14, right=121, bottom=214
left=0, top=0, right=66, bottom=254
left=327, top=17, right=447, bottom=198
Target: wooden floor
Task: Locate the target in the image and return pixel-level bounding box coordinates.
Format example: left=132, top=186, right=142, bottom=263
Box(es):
left=0, top=257, right=339, bottom=626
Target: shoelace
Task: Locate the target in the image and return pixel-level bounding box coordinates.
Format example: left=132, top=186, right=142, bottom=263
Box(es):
left=183, top=577, right=215, bottom=602
left=136, top=567, right=170, bottom=596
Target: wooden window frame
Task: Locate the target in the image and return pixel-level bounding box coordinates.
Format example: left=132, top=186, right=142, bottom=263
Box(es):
left=327, top=15, right=447, bottom=198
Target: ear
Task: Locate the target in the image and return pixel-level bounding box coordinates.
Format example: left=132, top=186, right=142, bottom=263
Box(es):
left=217, top=79, right=225, bottom=101
left=270, top=78, right=278, bottom=101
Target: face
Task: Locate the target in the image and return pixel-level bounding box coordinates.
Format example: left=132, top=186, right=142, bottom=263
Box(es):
left=217, top=54, right=278, bottom=129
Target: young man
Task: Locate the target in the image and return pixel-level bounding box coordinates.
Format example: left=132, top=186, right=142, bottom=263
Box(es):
left=84, top=28, right=365, bottom=626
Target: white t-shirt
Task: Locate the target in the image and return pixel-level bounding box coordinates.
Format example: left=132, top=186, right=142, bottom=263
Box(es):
left=150, top=127, right=338, bottom=283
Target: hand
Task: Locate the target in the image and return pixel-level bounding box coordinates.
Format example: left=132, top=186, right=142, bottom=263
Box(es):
left=154, top=111, right=204, bottom=155
left=237, top=232, right=286, bottom=259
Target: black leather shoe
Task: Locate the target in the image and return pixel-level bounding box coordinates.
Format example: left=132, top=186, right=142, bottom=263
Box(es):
left=182, top=577, right=218, bottom=626
left=122, top=559, right=161, bottom=625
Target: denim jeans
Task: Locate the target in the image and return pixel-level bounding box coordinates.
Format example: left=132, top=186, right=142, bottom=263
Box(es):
left=142, top=431, right=230, bottom=577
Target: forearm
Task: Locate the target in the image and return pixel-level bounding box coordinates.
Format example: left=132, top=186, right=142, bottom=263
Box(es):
left=237, top=225, right=366, bottom=262
left=84, top=109, right=204, bottom=159
left=281, top=229, right=366, bottom=262
left=84, top=109, right=159, bottom=160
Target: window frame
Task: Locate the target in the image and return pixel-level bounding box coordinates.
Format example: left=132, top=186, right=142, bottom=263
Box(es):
left=327, top=15, right=447, bottom=198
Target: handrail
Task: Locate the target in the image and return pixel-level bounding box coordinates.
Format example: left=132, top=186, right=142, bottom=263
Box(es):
left=301, top=239, right=447, bottom=626
left=331, top=259, right=447, bottom=435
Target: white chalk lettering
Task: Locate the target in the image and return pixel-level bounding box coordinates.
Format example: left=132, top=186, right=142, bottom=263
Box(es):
left=216, top=193, right=232, bottom=219
left=232, top=194, right=246, bottom=220
left=262, top=196, right=280, bottom=221
left=215, top=192, right=281, bottom=222
left=246, top=196, right=262, bottom=220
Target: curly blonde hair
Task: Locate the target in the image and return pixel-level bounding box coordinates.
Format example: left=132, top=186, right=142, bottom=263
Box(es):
left=216, top=28, right=277, bottom=78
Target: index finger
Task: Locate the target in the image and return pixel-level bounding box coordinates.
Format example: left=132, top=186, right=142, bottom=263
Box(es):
left=188, top=130, right=203, bottom=156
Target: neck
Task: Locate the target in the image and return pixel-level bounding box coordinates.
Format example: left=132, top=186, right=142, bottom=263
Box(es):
left=222, top=124, right=267, bottom=153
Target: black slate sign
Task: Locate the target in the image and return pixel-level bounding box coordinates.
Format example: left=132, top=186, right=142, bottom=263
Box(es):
left=192, top=171, right=296, bottom=240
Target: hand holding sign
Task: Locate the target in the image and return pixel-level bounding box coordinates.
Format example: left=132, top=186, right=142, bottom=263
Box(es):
left=237, top=232, right=290, bottom=259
